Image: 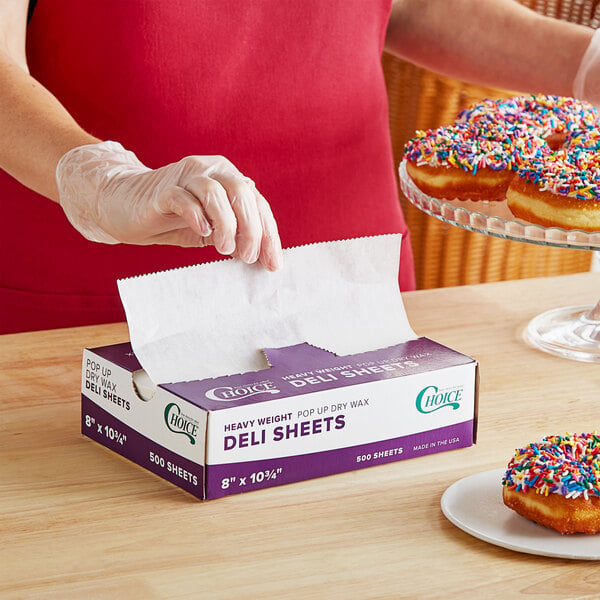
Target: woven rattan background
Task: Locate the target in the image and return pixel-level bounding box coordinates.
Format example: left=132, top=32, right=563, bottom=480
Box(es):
left=383, top=0, right=597, bottom=289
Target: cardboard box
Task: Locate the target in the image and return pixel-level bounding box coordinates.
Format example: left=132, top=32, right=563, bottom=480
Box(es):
left=81, top=337, right=478, bottom=500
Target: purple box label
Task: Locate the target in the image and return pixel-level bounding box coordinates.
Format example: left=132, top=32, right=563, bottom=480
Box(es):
left=82, top=395, right=204, bottom=499
left=166, top=338, right=474, bottom=411
left=206, top=420, right=474, bottom=499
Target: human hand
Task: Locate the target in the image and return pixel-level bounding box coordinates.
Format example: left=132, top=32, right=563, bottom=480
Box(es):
left=573, top=28, right=600, bottom=107
left=56, top=141, right=282, bottom=270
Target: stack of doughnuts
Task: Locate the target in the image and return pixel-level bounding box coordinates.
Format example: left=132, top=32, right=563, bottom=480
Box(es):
left=403, top=94, right=600, bottom=231
left=502, top=433, right=600, bottom=535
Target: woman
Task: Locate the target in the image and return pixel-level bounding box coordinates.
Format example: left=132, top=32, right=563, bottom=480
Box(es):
left=0, top=0, right=596, bottom=333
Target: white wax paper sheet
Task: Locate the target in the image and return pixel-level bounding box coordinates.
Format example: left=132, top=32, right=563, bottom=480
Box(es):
left=117, top=234, right=415, bottom=383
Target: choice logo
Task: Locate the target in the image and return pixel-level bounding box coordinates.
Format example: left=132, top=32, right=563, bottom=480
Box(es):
left=416, top=385, right=462, bottom=414
left=164, top=402, right=199, bottom=444
left=205, top=380, right=281, bottom=402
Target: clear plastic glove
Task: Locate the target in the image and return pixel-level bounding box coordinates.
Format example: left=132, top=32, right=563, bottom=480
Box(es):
left=573, top=28, right=600, bottom=106
left=56, top=141, right=282, bottom=270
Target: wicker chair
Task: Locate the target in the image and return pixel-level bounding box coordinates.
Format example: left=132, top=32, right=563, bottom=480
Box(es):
left=383, top=0, right=598, bottom=289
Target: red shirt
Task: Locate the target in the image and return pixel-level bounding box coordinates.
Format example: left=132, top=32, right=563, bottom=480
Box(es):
left=0, top=0, right=414, bottom=333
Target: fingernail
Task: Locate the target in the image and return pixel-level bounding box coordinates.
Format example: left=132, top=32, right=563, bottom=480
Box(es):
left=199, top=220, right=212, bottom=237
left=220, top=235, right=236, bottom=255
left=240, top=245, right=259, bottom=264
left=197, top=216, right=212, bottom=237
left=267, top=248, right=283, bottom=271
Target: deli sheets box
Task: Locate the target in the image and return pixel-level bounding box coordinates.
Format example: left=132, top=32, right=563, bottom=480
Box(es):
left=81, top=235, right=479, bottom=500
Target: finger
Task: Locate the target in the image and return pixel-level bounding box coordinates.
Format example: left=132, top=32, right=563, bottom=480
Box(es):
left=210, top=173, right=262, bottom=264
left=141, top=227, right=212, bottom=247
left=182, top=176, right=237, bottom=256
left=255, top=191, right=283, bottom=271
left=154, top=185, right=213, bottom=237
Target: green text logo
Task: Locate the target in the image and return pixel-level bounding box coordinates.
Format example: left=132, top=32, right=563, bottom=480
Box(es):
left=164, top=402, right=198, bottom=444
left=416, top=385, right=462, bottom=414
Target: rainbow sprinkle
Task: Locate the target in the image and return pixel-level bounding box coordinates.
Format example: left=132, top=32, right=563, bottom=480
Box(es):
left=502, top=433, right=600, bottom=500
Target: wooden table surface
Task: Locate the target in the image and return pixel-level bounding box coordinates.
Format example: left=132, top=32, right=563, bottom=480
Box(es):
left=2, top=273, right=600, bottom=599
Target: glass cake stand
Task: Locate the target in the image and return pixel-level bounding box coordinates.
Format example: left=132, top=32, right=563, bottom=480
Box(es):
left=399, top=159, right=600, bottom=363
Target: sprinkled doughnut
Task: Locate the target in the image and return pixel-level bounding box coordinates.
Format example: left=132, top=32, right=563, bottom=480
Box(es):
left=456, top=95, right=598, bottom=147
left=403, top=94, right=599, bottom=206
left=404, top=122, right=541, bottom=201
left=502, top=433, right=600, bottom=535
left=506, top=128, right=600, bottom=230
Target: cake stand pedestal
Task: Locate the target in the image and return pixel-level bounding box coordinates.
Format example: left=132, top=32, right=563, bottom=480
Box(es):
left=399, top=160, right=600, bottom=363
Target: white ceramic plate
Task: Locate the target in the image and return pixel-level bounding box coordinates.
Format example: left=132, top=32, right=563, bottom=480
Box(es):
left=441, top=468, right=600, bottom=560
